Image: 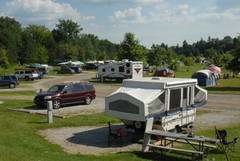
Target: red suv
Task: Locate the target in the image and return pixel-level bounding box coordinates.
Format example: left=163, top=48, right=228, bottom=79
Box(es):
left=34, top=82, right=96, bottom=109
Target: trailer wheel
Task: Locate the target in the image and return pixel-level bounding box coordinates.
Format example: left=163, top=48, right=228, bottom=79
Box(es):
left=134, top=121, right=145, bottom=131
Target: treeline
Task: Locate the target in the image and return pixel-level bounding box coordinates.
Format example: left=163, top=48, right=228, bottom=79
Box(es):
left=0, top=16, right=240, bottom=72
left=0, top=17, right=119, bottom=66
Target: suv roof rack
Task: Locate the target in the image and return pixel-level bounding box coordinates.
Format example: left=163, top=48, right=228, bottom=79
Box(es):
left=63, top=81, right=81, bottom=84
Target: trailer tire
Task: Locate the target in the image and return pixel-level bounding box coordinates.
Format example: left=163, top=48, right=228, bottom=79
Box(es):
left=134, top=121, right=145, bottom=131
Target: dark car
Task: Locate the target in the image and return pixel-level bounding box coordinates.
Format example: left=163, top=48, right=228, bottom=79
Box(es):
left=84, top=63, right=98, bottom=70
left=69, top=66, right=82, bottom=73
left=57, top=68, right=75, bottom=74
left=34, top=82, right=96, bottom=109
left=0, top=75, right=19, bottom=88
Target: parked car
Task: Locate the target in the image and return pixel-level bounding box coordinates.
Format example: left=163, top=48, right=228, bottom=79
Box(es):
left=34, top=71, right=44, bottom=79
left=0, top=75, right=19, bottom=88
left=84, top=63, right=98, bottom=70
left=69, top=66, right=82, bottom=73
left=57, top=68, right=75, bottom=74
left=34, top=82, right=96, bottom=109
left=14, top=70, right=39, bottom=81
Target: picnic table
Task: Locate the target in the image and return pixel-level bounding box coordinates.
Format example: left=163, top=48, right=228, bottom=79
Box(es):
left=142, top=118, right=220, bottom=160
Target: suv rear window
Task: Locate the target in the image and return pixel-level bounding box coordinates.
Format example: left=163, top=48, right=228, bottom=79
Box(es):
left=84, top=84, right=94, bottom=91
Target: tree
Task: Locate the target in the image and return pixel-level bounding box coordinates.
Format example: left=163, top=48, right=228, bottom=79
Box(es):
left=148, top=44, right=165, bottom=67
left=183, top=57, right=194, bottom=66
left=117, top=33, right=145, bottom=61
left=212, top=54, right=223, bottom=67
left=226, top=47, right=240, bottom=73
left=0, top=16, right=22, bottom=64
left=97, top=51, right=107, bottom=61
left=55, top=44, right=79, bottom=61
left=33, top=45, right=49, bottom=64
left=0, top=47, right=10, bottom=70
left=53, top=19, right=83, bottom=44
left=20, top=25, right=54, bottom=64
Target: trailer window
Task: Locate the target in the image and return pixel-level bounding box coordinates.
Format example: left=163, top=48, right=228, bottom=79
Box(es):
left=119, top=66, right=124, bottom=72
left=111, top=68, right=114, bottom=72
left=182, top=88, right=188, bottom=110
left=158, top=92, right=165, bottom=103
left=189, top=87, right=192, bottom=105
left=169, top=89, right=181, bottom=110
left=127, top=70, right=130, bottom=74
left=109, top=100, right=139, bottom=114
left=102, top=69, right=106, bottom=72
left=126, top=63, right=130, bottom=67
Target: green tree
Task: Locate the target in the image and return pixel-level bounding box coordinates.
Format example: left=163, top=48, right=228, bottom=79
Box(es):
left=118, top=33, right=145, bottom=61
left=148, top=44, right=166, bottom=67
left=97, top=51, right=107, bottom=61
left=212, top=54, right=223, bottom=67
left=55, top=44, right=79, bottom=61
left=168, top=60, right=179, bottom=71
left=33, top=45, right=49, bottom=64
left=0, top=47, right=10, bottom=70
left=20, top=25, right=54, bottom=64
left=0, top=16, right=22, bottom=64
left=53, top=19, right=83, bottom=44
left=183, top=57, right=194, bottom=66
left=226, top=47, right=240, bottom=73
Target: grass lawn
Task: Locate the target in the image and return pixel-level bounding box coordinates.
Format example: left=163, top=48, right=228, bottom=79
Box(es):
left=0, top=99, right=239, bottom=161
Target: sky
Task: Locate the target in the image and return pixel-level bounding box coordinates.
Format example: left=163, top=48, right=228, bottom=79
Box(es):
left=0, top=0, right=240, bottom=48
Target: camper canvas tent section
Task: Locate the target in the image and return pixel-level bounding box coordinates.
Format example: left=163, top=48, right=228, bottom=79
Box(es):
left=98, top=60, right=143, bottom=82
left=105, top=77, right=207, bottom=131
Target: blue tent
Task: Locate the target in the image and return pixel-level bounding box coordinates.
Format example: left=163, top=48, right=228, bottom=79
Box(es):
left=192, top=69, right=216, bottom=86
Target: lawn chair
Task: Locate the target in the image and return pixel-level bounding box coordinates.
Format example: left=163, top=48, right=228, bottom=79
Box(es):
left=214, top=126, right=238, bottom=161
left=108, top=121, right=124, bottom=147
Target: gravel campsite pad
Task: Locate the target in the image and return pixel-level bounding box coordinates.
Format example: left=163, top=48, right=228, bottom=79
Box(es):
left=39, top=125, right=143, bottom=155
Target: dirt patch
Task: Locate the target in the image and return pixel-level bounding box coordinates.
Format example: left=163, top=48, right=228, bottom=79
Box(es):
left=39, top=125, right=143, bottom=156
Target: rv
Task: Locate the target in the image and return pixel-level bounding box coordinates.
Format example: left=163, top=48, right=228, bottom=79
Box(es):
left=105, top=77, right=207, bottom=131
left=98, top=60, right=143, bottom=82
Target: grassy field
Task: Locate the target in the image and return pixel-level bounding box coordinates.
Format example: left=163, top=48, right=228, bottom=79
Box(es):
left=0, top=99, right=239, bottom=161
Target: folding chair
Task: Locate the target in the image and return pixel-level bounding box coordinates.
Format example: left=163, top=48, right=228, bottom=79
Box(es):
left=214, top=126, right=238, bottom=161
left=108, top=121, right=124, bottom=147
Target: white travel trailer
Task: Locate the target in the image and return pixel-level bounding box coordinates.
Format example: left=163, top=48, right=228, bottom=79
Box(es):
left=105, top=77, right=207, bottom=131
left=97, top=60, right=143, bottom=82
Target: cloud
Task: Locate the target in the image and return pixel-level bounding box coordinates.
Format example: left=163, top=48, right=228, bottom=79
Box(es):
left=109, top=7, right=147, bottom=24
left=79, top=0, right=164, bottom=5
left=1, top=0, right=94, bottom=27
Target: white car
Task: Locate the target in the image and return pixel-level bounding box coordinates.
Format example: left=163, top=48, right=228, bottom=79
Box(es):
left=14, top=70, right=39, bottom=81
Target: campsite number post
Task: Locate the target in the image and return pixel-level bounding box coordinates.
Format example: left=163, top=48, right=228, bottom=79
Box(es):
left=47, top=101, right=53, bottom=123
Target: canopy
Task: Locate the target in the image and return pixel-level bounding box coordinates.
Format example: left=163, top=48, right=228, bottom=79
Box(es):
left=209, top=66, right=221, bottom=73
left=26, top=63, right=45, bottom=69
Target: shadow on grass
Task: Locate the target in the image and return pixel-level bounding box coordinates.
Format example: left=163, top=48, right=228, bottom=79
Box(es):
left=67, top=125, right=143, bottom=148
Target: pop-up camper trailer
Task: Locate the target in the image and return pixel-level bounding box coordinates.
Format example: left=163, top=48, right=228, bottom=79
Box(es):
left=97, top=59, right=143, bottom=82
left=105, top=77, right=207, bottom=131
